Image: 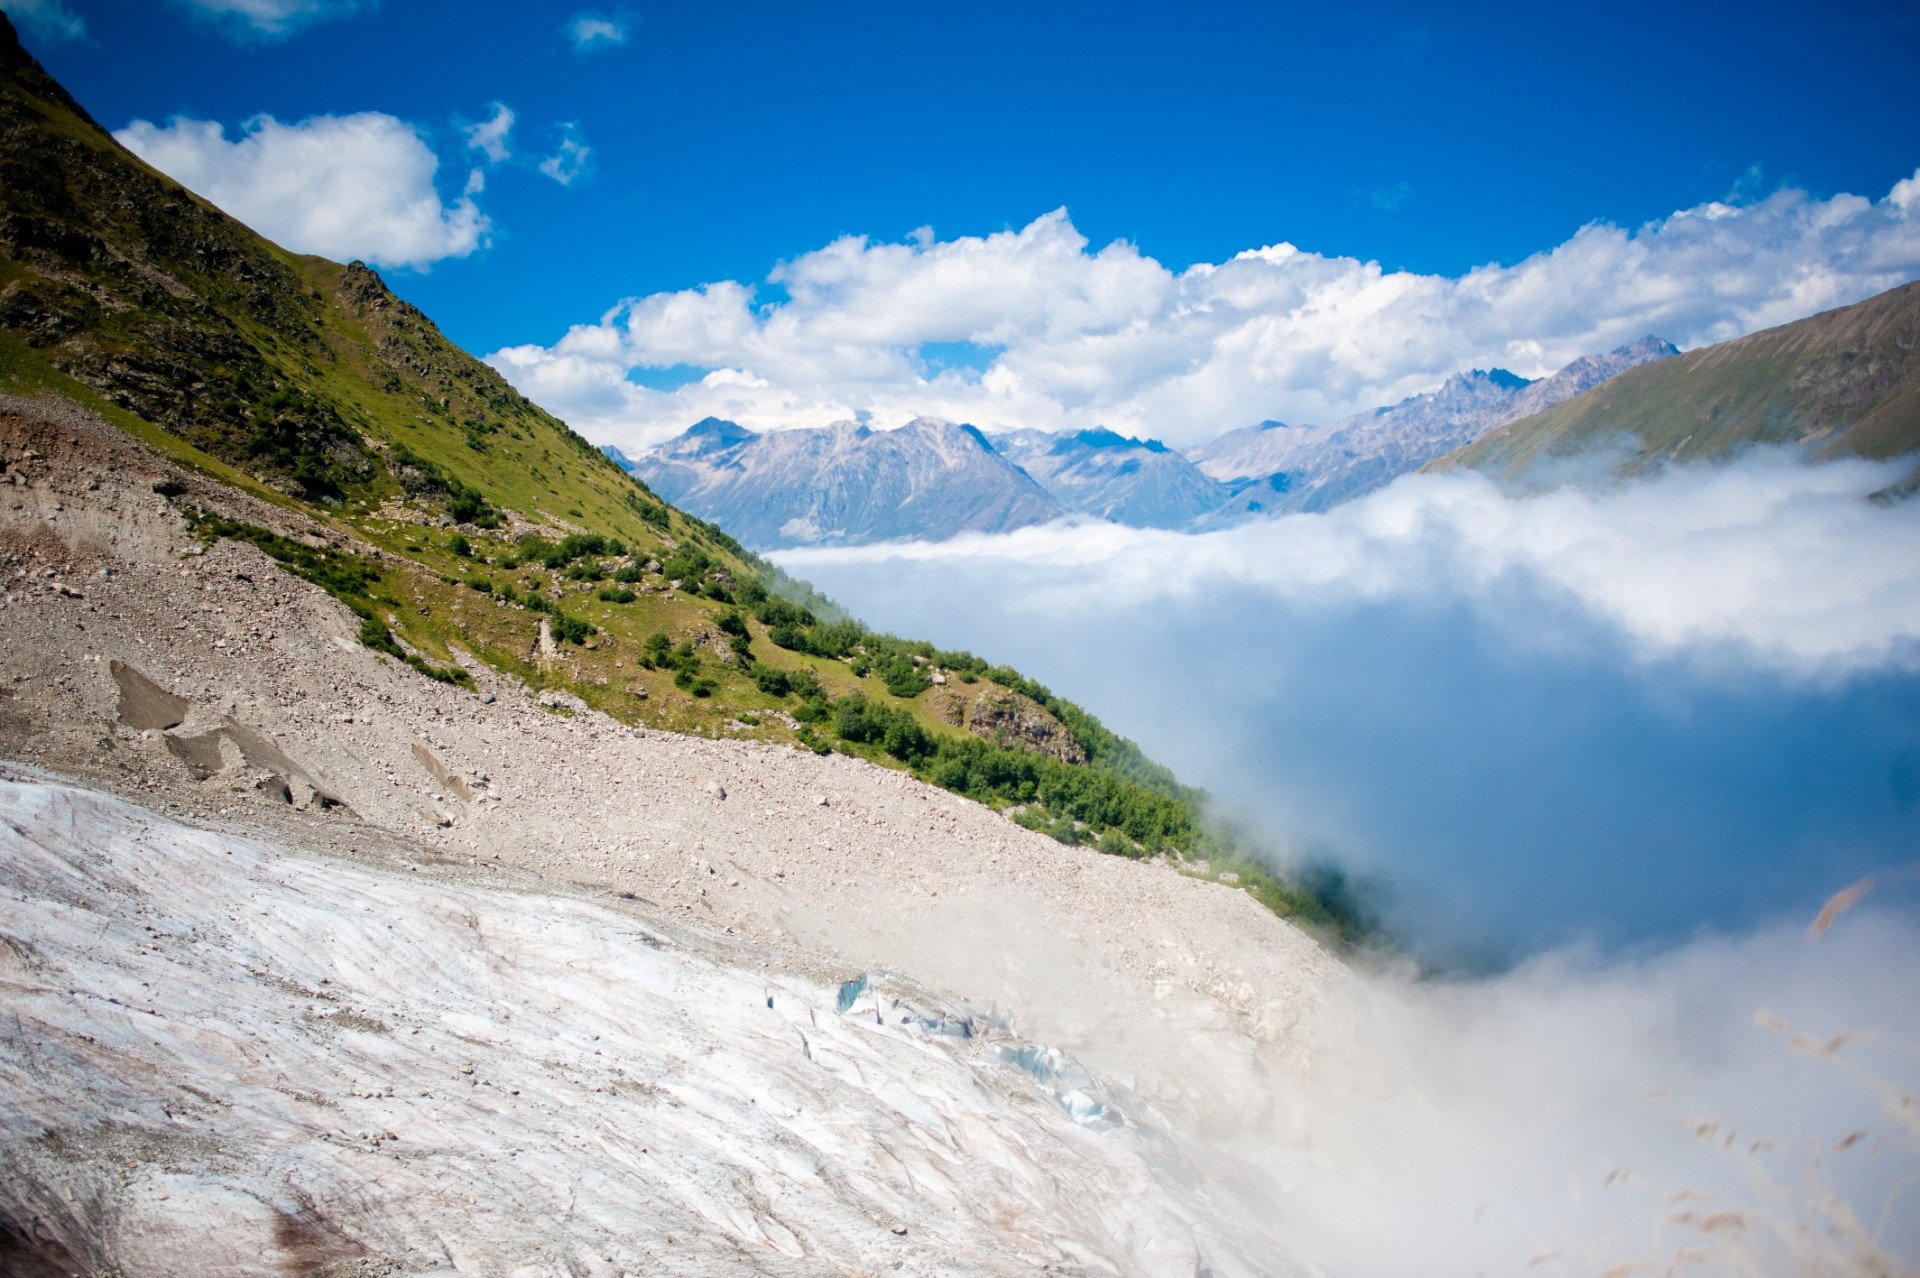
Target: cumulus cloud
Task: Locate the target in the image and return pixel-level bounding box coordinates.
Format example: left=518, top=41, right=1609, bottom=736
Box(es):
left=565, top=12, right=627, bottom=50
left=172, top=0, right=367, bottom=39
left=115, top=111, right=489, bottom=271
left=463, top=102, right=514, bottom=165
left=488, top=172, right=1920, bottom=452
left=4, top=0, right=86, bottom=41
left=537, top=123, right=590, bottom=186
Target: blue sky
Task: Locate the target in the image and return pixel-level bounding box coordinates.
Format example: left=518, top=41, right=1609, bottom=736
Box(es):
left=10, top=0, right=1920, bottom=446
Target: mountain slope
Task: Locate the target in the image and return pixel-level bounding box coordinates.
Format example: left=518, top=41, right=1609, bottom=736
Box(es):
left=1438, top=283, right=1920, bottom=478
left=1190, top=338, right=1678, bottom=515
left=619, top=416, right=1065, bottom=548
left=990, top=427, right=1229, bottom=528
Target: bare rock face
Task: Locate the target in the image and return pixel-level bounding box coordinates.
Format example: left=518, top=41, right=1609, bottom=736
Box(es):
left=939, top=687, right=1086, bottom=764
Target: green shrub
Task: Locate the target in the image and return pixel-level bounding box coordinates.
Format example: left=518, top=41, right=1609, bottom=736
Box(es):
left=358, top=617, right=404, bottom=657
left=880, top=657, right=930, bottom=698
left=597, top=585, right=636, bottom=604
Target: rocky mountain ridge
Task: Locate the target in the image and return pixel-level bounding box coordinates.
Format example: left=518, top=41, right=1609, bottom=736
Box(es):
left=989, top=427, right=1230, bottom=529
left=1190, top=337, right=1680, bottom=516
left=624, top=415, right=1063, bottom=548
left=608, top=339, right=1681, bottom=547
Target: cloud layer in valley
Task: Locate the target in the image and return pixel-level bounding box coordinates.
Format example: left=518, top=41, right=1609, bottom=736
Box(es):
left=777, top=453, right=1920, bottom=957
left=489, top=172, right=1920, bottom=452
left=115, top=112, right=490, bottom=271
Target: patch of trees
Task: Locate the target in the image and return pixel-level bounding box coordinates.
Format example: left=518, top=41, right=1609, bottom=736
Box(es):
left=515, top=531, right=626, bottom=570
left=639, top=631, right=716, bottom=696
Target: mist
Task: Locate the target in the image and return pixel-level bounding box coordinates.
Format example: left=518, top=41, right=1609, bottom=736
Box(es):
left=775, top=450, right=1920, bottom=1273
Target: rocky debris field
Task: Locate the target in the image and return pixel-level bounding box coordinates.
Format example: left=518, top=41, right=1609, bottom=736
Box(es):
left=0, top=394, right=1358, bottom=1276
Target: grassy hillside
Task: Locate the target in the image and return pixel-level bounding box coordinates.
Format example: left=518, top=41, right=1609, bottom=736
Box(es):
left=1435, top=281, right=1920, bottom=481
left=0, top=17, right=1360, bottom=939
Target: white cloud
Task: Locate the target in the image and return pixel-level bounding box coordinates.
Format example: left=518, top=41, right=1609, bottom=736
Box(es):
left=115, top=111, right=489, bottom=271
left=173, top=0, right=366, bottom=39
left=565, top=12, right=627, bottom=50
left=463, top=102, right=514, bottom=165
left=780, top=453, right=1920, bottom=683
left=5, top=0, right=86, bottom=41
left=538, top=124, right=590, bottom=186
left=488, top=172, right=1920, bottom=452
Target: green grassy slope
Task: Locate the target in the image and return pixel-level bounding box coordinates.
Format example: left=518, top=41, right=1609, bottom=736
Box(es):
left=1435, top=281, right=1920, bottom=480
left=0, top=17, right=1360, bottom=938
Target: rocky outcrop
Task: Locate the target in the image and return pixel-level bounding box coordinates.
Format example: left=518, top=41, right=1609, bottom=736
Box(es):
left=936, top=686, right=1086, bottom=764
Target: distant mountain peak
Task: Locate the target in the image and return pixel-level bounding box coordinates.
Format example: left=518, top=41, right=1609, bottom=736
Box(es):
left=1053, top=428, right=1170, bottom=455
left=1440, top=367, right=1532, bottom=395
left=687, top=416, right=757, bottom=442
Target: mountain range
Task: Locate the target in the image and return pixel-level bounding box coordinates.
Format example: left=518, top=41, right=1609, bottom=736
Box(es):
left=1191, top=337, right=1680, bottom=516
left=619, top=415, right=1059, bottom=547
left=608, top=338, right=1683, bottom=547
left=1, top=9, right=1315, bottom=906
